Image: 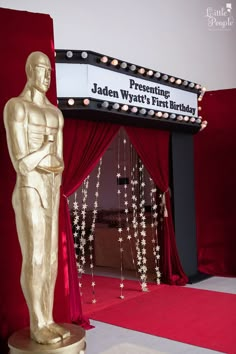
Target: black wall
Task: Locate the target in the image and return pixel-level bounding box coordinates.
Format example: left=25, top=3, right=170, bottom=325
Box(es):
left=171, top=132, right=198, bottom=279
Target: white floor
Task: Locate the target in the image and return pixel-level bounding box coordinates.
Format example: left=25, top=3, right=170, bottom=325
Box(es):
left=84, top=272, right=236, bottom=354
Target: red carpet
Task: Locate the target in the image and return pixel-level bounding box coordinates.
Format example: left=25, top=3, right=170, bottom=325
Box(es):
left=81, top=274, right=158, bottom=314
left=82, top=275, right=236, bottom=353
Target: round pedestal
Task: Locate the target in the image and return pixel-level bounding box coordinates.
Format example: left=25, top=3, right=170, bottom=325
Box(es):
left=8, top=324, right=86, bottom=354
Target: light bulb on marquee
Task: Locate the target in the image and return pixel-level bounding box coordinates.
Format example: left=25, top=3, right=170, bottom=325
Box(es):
left=100, top=56, right=108, bottom=64
left=138, top=68, right=145, bottom=75
left=111, top=59, right=119, bottom=66
left=68, top=98, right=75, bottom=106
left=66, top=50, right=73, bottom=58
left=81, top=51, right=88, bottom=59
left=200, top=120, right=208, bottom=131
left=162, top=74, right=168, bottom=80
left=112, top=103, right=120, bottom=110
left=121, top=104, right=129, bottom=111
left=130, top=64, right=136, bottom=71
left=148, top=110, right=155, bottom=116
left=146, top=70, right=153, bottom=76
left=200, top=87, right=207, bottom=98
left=131, top=106, right=138, bottom=113
left=162, top=112, right=169, bottom=119
left=140, top=108, right=146, bottom=115
left=120, top=62, right=128, bottom=69
left=154, top=72, right=161, bottom=78
left=101, top=101, right=109, bottom=108
left=83, top=99, right=90, bottom=106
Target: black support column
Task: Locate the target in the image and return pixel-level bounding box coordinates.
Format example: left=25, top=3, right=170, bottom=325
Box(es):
left=171, top=132, right=198, bottom=281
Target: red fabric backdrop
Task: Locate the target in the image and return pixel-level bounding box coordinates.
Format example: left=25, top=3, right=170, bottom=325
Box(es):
left=61, top=119, right=120, bottom=323
left=126, top=127, right=188, bottom=285
left=0, top=8, right=89, bottom=353
left=194, top=89, right=236, bottom=276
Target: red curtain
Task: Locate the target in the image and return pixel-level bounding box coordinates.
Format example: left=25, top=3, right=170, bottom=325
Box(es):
left=125, top=126, right=188, bottom=285
left=0, top=8, right=89, bottom=352
left=194, top=89, right=236, bottom=276
left=0, top=7, right=55, bottom=350
left=60, top=118, right=120, bottom=325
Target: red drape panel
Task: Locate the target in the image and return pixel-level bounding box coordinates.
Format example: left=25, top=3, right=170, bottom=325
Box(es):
left=60, top=118, right=120, bottom=324
left=125, top=126, right=188, bottom=285
left=0, top=8, right=81, bottom=352
left=194, top=89, right=236, bottom=276
left=62, top=119, right=120, bottom=196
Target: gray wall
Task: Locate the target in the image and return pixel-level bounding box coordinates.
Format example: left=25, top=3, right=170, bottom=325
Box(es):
left=1, top=0, right=235, bottom=91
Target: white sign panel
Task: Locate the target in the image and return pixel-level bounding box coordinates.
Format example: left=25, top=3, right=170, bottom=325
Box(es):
left=56, top=63, right=198, bottom=117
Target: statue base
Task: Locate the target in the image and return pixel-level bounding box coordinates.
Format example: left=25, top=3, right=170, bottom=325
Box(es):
left=8, top=324, right=86, bottom=354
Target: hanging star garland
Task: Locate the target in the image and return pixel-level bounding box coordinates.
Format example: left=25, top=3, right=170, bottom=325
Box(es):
left=149, top=177, right=161, bottom=285
left=87, top=157, right=103, bottom=304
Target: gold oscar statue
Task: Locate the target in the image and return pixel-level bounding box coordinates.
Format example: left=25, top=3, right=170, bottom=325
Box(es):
left=4, top=51, right=70, bottom=345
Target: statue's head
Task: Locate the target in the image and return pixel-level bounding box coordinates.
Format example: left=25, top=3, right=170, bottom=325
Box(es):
left=25, top=51, right=51, bottom=93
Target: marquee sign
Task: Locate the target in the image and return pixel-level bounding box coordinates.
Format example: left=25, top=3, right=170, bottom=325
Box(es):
left=55, top=50, right=206, bottom=133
